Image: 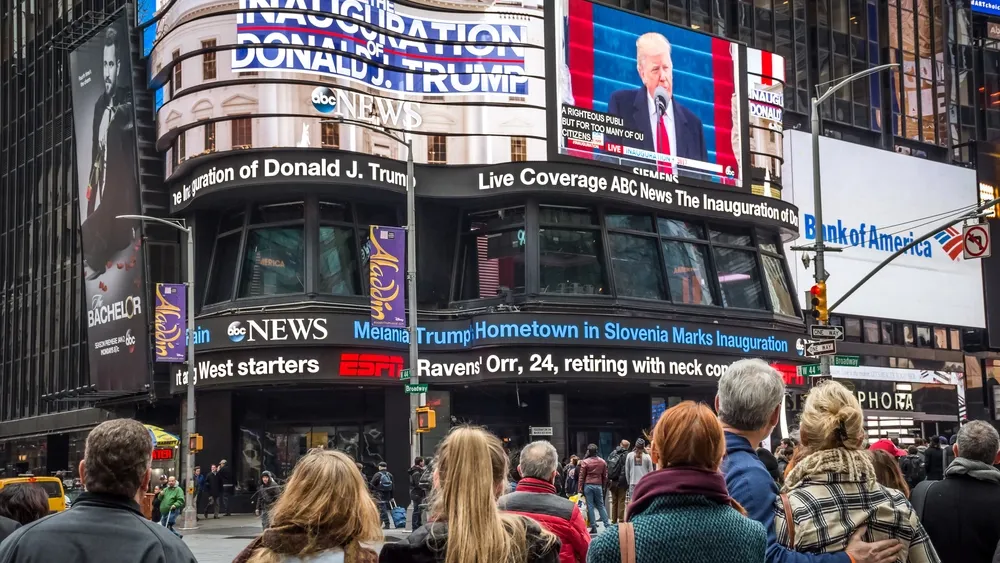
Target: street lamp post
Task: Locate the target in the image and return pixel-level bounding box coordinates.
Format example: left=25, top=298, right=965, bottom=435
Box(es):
left=808, top=63, right=897, bottom=376
left=321, top=115, right=421, bottom=460
left=117, top=214, right=197, bottom=530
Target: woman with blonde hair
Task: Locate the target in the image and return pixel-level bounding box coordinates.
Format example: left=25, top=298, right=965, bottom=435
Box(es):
left=234, top=449, right=382, bottom=563
left=379, top=426, right=560, bottom=563
left=775, top=381, right=938, bottom=562
left=587, top=401, right=765, bottom=563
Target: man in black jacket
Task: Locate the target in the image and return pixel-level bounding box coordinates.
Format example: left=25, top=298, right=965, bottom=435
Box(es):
left=924, top=435, right=947, bottom=481
left=204, top=463, right=223, bottom=519
left=408, top=457, right=426, bottom=529
left=913, top=421, right=1000, bottom=563
left=0, top=419, right=196, bottom=563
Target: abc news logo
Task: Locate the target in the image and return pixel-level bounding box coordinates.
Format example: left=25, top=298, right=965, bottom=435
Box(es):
left=312, top=86, right=337, bottom=114
left=226, top=318, right=330, bottom=343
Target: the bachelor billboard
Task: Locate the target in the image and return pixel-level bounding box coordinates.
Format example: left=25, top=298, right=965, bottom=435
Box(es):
left=69, top=15, right=151, bottom=391
left=783, top=130, right=984, bottom=327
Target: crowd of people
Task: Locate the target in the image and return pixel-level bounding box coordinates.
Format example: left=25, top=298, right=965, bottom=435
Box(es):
left=0, top=358, right=1000, bottom=562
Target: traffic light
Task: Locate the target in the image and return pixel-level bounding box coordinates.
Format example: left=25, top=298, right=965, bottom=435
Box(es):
left=416, top=406, right=436, bottom=433
left=810, top=282, right=829, bottom=322
left=189, top=433, right=203, bottom=453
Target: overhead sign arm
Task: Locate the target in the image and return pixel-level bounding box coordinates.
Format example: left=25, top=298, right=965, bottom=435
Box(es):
left=829, top=196, right=1000, bottom=313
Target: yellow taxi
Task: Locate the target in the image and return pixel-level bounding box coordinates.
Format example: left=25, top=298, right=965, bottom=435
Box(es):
left=0, top=475, right=67, bottom=513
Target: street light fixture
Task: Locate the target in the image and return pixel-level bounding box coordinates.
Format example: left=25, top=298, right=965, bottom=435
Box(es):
left=320, top=114, right=421, bottom=459
left=807, top=62, right=898, bottom=376
left=116, top=214, right=198, bottom=530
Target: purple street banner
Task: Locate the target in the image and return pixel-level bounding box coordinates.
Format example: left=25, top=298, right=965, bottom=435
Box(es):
left=154, top=283, right=186, bottom=363
left=369, top=226, right=406, bottom=328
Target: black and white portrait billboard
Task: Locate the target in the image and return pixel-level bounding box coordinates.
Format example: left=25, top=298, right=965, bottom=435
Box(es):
left=69, top=15, right=150, bottom=392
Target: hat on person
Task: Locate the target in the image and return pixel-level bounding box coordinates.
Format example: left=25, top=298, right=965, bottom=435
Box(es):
left=378, top=462, right=388, bottom=469
left=869, top=438, right=906, bottom=457
left=635, top=438, right=646, bottom=448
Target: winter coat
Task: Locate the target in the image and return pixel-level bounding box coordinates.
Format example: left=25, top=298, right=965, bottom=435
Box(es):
left=498, top=478, right=589, bottom=563
left=624, top=451, right=653, bottom=487
left=378, top=520, right=560, bottom=563
left=150, top=492, right=162, bottom=523
left=234, top=529, right=378, bottom=563
left=206, top=471, right=224, bottom=496
left=564, top=464, right=578, bottom=496
left=914, top=458, right=1000, bottom=563
left=586, top=496, right=765, bottom=563
left=408, top=465, right=426, bottom=502
left=257, top=472, right=280, bottom=513
left=577, top=456, right=607, bottom=492
left=925, top=445, right=947, bottom=481
left=159, top=485, right=185, bottom=516
left=0, top=492, right=196, bottom=563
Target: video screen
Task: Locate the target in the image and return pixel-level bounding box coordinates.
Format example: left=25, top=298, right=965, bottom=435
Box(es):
left=554, top=0, right=744, bottom=188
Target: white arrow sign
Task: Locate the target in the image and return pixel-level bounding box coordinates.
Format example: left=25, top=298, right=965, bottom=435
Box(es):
left=804, top=339, right=837, bottom=357
left=810, top=325, right=845, bottom=341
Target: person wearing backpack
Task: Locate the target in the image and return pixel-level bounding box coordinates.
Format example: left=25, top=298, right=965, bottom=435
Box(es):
left=607, top=439, right=630, bottom=523
left=370, top=462, right=394, bottom=529
left=900, top=445, right=927, bottom=490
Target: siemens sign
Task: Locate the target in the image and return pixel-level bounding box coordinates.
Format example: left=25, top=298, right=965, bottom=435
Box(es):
left=803, top=214, right=937, bottom=259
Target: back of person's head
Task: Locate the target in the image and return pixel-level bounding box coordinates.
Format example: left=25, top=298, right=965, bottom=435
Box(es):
left=415, top=456, right=424, bottom=466
left=0, top=484, right=50, bottom=525
left=798, top=381, right=864, bottom=454
left=431, top=426, right=555, bottom=563
left=928, top=435, right=940, bottom=448
left=907, top=445, right=918, bottom=455
left=955, top=420, right=1000, bottom=465
left=915, top=438, right=924, bottom=447
left=248, top=449, right=380, bottom=563
left=518, top=441, right=558, bottom=483
left=82, top=418, right=152, bottom=498
left=869, top=450, right=910, bottom=498
left=649, top=401, right=725, bottom=471
left=586, top=443, right=598, bottom=457
left=716, top=358, right=785, bottom=432
left=570, top=455, right=579, bottom=465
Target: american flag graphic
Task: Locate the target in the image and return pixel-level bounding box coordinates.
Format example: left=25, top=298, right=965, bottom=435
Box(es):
left=933, top=227, right=964, bottom=261
left=746, top=48, right=786, bottom=85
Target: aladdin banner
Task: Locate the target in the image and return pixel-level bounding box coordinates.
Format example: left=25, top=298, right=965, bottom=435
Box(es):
left=369, top=226, right=406, bottom=329
left=154, top=283, right=187, bottom=363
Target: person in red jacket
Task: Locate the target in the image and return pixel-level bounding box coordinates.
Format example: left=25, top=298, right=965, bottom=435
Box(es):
left=577, top=443, right=610, bottom=533
left=499, top=441, right=590, bottom=563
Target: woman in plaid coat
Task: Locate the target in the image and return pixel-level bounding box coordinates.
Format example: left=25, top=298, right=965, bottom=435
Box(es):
left=774, top=381, right=940, bottom=563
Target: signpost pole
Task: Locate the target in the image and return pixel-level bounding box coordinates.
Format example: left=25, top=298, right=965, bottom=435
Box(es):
left=405, top=137, right=422, bottom=461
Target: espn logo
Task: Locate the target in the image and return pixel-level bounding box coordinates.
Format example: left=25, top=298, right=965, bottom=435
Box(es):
left=339, top=353, right=403, bottom=378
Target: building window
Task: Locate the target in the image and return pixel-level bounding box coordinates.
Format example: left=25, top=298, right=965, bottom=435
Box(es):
left=201, top=39, right=217, bottom=80
left=606, top=214, right=664, bottom=300
left=903, top=324, right=915, bottom=346
left=321, top=122, right=340, bottom=148
left=658, top=218, right=715, bottom=306
left=205, top=209, right=246, bottom=304
left=539, top=206, right=606, bottom=295
left=510, top=137, right=527, bottom=162
left=455, top=207, right=526, bottom=299
left=232, top=117, right=252, bottom=148
left=708, top=226, right=766, bottom=311
left=950, top=328, right=962, bottom=351
left=934, top=327, right=948, bottom=349
left=204, top=121, right=216, bottom=152
left=428, top=135, right=447, bottom=164
left=845, top=317, right=862, bottom=340
left=177, top=131, right=185, bottom=164
left=881, top=321, right=894, bottom=345
left=863, top=320, right=880, bottom=344
left=916, top=325, right=932, bottom=347
left=171, top=49, right=182, bottom=96
left=171, top=140, right=179, bottom=169
left=755, top=230, right=797, bottom=317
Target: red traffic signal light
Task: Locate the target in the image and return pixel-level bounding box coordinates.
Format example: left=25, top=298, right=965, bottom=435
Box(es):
left=809, top=282, right=829, bottom=322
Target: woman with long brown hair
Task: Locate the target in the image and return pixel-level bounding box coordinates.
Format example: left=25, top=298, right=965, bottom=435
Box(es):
left=587, top=401, right=766, bottom=563
left=379, top=426, right=560, bottom=563
left=870, top=449, right=911, bottom=498
left=775, top=381, right=937, bottom=562
left=234, top=449, right=382, bottom=563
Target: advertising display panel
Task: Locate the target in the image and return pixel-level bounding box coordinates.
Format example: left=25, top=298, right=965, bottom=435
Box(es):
left=69, top=15, right=151, bottom=391
left=550, top=0, right=745, bottom=188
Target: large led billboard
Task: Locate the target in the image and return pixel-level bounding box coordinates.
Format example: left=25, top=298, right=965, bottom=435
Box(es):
left=972, top=0, right=1000, bottom=18
left=550, top=0, right=745, bottom=188
left=69, top=15, right=151, bottom=391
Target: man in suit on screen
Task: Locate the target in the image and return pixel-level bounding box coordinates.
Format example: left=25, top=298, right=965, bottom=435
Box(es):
left=607, top=32, right=708, bottom=171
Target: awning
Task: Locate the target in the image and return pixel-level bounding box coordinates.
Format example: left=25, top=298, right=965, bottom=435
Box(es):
left=144, top=425, right=179, bottom=448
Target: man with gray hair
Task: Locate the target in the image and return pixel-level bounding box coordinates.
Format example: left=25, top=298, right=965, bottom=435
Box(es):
left=0, top=418, right=197, bottom=563
left=912, top=420, right=1000, bottom=563
left=499, top=441, right=590, bottom=562
left=718, top=359, right=902, bottom=563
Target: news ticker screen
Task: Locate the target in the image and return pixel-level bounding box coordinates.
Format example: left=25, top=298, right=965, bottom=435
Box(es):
left=554, top=0, right=745, bottom=188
